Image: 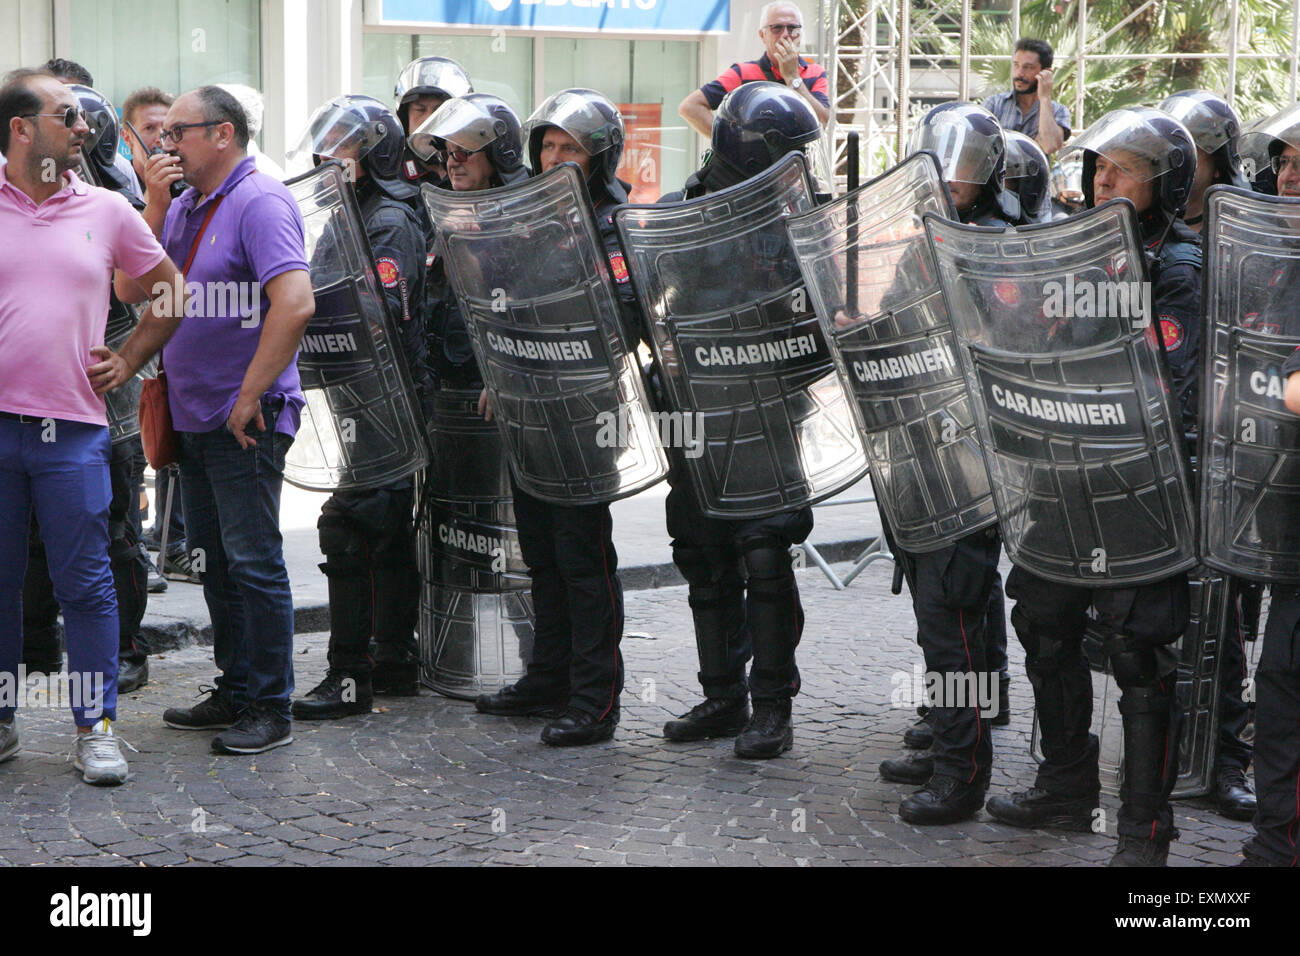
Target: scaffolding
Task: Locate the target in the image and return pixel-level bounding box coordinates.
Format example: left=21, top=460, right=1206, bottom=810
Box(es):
left=817, top=0, right=1300, bottom=184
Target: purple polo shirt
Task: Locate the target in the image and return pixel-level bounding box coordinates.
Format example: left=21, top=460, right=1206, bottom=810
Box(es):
left=160, top=155, right=308, bottom=435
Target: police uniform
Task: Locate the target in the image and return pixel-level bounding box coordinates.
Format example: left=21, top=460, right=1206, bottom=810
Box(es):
left=309, top=174, right=430, bottom=696
left=658, top=167, right=813, bottom=732
left=994, top=211, right=1200, bottom=851
left=505, top=188, right=638, bottom=724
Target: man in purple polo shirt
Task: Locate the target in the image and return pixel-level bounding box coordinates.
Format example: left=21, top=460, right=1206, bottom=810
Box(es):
left=138, top=85, right=314, bottom=755
left=0, top=69, right=185, bottom=784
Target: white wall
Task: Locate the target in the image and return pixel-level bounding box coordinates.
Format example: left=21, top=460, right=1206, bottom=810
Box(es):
left=0, top=0, right=53, bottom=74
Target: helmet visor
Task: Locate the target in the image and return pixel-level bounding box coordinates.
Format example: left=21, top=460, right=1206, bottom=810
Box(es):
left=909, top=113, right=1001, bottom=185
left=1159, top=92, right=1237, bottom=155
left=1059, top=110, right=1188, bottom=183
left=288, top=101, right=388, bottom=167
left=395, top=59, right=472, bottom=103
left=1051, top=156, right=1085, bottom=201
left=523, top=91, right=621, bottom=157
left=69, top=86, right=113, bottom=157
left=408, top=97, right=500, bottom=162
left=1238, top=105, right=1300, bottom=183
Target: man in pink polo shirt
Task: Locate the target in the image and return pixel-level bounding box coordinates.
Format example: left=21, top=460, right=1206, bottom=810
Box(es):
left=0, top=69, right=185, bottom=785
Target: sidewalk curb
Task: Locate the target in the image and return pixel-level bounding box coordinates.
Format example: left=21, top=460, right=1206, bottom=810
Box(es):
left=139, top=536, right=881, bottom=652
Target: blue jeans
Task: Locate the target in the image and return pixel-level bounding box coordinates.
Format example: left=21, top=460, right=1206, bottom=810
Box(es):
left=178, top=400, right=295, bottom=719
left=0, top=417, right=117, bottom=725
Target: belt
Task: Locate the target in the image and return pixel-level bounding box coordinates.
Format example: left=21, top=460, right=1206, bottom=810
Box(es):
left=0, top=410, right=49, bottom=424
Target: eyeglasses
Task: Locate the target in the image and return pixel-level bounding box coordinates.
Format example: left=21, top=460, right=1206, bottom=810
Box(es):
left=159, top=120, right=223, bottom=144
left=1272, top=154, right=1300, bottom=175
left=443, top=146, right=483, bottom=164
left=21, top=106, right=87, bottom=128
left=764, top=22, right=802, bottom=35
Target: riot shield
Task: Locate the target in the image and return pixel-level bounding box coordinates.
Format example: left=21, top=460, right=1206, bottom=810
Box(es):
left=417, top=390, right=533, bottom=699
left=926, top=201, right=1197, bottom=586
left=283, top=161, right=429, bottom=491
left=1200, top=186, right=1300, bottom=583
left=104, top=301, right=155, bottom=445
left=786, top=152, right=996, bottom=551
left=421, top=163, right=667, bottom=505
left=615, top=153, right=869, bottom=518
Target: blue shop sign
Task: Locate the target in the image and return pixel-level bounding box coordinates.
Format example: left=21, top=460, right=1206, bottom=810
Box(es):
left=374, top=0, right=731, bottom=34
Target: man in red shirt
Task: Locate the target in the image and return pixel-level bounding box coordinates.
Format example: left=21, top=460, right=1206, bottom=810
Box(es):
left=678, top=2, right=830, bottom=139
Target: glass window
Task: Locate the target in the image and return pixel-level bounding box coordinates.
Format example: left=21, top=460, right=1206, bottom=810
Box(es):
left=362, top=33, right=533, bottom=119
left=66, top=0, right=261, bottom=125
left=542, top=37, right=697, bottom=202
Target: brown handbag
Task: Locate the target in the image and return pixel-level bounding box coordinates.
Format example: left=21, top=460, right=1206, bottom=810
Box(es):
left=137, top=196, right=224, bottom=469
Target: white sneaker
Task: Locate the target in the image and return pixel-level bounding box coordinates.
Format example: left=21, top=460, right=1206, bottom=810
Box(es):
left=0, top=719, right=17, bottom=764
left=74, top=718, right=129, bottom=786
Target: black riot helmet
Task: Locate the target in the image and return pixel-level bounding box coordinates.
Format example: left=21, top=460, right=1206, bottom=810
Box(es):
left=907, top=102, right=1013, bottom=218
left=1237, top=103, right=1300, bottom=194
left=407, top=93, right=528, bottom=186
left=393, top=56, right=473, bottom=130
left=1003, top=129, right=1052, bottom=222
left=1157, top=90, right=1248, bottom=189
left=288, top=95, right=406, bottom=185
left=524, top=88, right=626, bottom=202
left=67, top=84, right=121, bottom=175
left=1061, top=106, right=1196, bottom=236
left=711, top=82, right=821, bottom=179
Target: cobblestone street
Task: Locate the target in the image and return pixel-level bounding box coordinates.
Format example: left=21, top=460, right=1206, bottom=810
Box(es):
left=0, top=561, right=1255, bottom=867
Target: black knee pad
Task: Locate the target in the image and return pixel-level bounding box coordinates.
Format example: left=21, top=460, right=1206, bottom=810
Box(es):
left=673, top=544, right=733, bottom=589
left=1104, top=632, right=1176, bottom=691
left=1013, top=607, right=1075, bottom=673
left=318, top=512, right=369, bottom=576
left=739, top=536, right=794, bottom=584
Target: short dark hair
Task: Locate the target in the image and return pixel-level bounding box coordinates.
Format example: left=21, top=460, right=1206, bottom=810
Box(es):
left=42, top=58, right=93, bottom=86
left=1014, top=38, right=1054, bottom=71
left=0, top=68, right=55, bottom=154
left=122, top=86, right=174, bottom=126
left=194, top=85, right=249, bottom=149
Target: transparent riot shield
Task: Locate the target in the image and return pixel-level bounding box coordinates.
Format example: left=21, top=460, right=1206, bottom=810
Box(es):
left=926, top=201, right=1197, bottom=586
left=1200, top=186, right=1300, bottom=584
left=614, top=153, right=869, bottom=518
left=417, top=390, right=533, bottom=699
left=422, top=163, right=668, bottom=505
left=104, top=301, right=155, bottom=446
left=786, top=152, right=995, bottom=551
left=283, top=161, right=429, bottom=491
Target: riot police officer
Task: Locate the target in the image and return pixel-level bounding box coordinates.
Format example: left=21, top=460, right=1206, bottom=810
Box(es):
left=1003, top=128, right=1054, bottom=224
left=287, top=96, right=432, bottom=718
left=461, top=90, right=638, bottom=746
left=394, top=56, right=473, bottom=189
left=873, top=102, right=1012, bottom=822
left=22, top=84, right=153, bottom=693
left=652, top=83, right=819, bottom=759
left=1158, top=91, right=1249, bottom=230
left=985, top=107, right=1201, bottom=866
left=1157, top=90, right=1258, bottom=822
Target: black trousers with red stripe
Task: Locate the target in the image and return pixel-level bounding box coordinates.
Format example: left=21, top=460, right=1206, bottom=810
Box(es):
left=510, top=479, right=624, bottom=720
left=1006, top=568, right=1188, bottom=843
left=901, top=527, right=1002, bottom=784
left=1246, top=585, right=1300, bottom=865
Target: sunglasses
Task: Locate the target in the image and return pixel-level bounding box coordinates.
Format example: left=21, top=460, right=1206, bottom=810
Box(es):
left=764, top=23, right=802, bottom=35
left=22, top=105, right=87, bottom=128
left=159, top=120, right=223, bottom=144
left=442, top=146, right=483, bottom=164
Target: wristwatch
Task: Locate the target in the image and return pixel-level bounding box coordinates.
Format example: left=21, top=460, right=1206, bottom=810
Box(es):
left=790, top=76, right=803, bottom=91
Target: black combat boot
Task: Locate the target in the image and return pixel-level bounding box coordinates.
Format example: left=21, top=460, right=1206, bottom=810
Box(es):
left=985, top=787, right=1099, bottom=831
left=663, top=696, right=750, bottom=741
left=900, top=773, right=988, bottom=825
left=880, top=751, right=935, bottom=785
left=734, top=699, right=793, bottom=759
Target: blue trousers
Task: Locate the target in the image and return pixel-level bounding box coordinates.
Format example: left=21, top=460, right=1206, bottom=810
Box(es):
left=178, top=400, right=295, bottom=719
left=0, top=417, right=117, bottom=725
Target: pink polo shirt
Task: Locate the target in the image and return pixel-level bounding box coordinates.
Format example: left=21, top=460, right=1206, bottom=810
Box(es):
left=0, top=163, right=166, bottom=426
